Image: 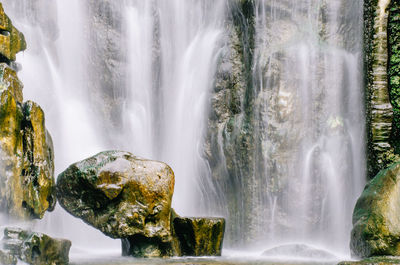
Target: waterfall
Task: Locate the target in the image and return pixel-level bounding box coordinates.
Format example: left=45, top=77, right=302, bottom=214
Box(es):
left=2, top=0, right=364, bottom=259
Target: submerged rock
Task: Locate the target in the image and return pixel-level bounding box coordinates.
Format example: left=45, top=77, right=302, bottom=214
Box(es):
left=0, top=63, right=55, bottom=219
left=262, top=244, right=337, bottom=260
left=339, top=256, right=400, bottom=265
left=57, top=150, right=175, bottom=242
left=350, top=162, right=400, bottom=258
left=1, top=227, right=71, bottom=265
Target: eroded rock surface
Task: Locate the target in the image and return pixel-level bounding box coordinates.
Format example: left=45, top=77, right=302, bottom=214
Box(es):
left=57, top=150, right=175, bottom=242
left=1, top=227, right=71, bottom=265
left=350, top=162, right=400, bottom=258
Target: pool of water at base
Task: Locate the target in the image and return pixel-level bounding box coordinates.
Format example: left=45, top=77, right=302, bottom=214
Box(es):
left=69, top=249, right=341, bottom=265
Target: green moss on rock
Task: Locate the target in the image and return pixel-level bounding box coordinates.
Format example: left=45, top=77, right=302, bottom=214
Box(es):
left=350, top=162, right=400, bottom=258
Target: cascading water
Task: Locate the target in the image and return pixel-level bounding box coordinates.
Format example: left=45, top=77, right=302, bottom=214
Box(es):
left=1, top=0, right=365, bottom=260
left=251, top=0, right=365, bottom=254
left=205, top=0, right=364, bottom=256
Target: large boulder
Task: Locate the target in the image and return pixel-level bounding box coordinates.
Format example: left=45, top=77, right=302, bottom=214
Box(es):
left=350, top=162, right=400, bottom=258
left=0, top=3, right=26, bottom=62
left=57, top=151, right=226, bottom=258
left=57, top=150, right=175, bottom=242
left=1, top=227, right=71, bottom=265
left=0, top=63, right=55, bottom=219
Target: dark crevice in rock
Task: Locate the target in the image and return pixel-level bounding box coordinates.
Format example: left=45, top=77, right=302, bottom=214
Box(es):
left=121, top=234, right=172, bottom=258
left=0, top=53, right=11, bottom=65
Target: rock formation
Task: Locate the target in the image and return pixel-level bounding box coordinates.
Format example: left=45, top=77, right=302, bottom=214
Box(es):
left=0, top=3, right=55, bottom=220
left=57, top=150, right=225, bottom=258
left=1, top=227, right=71, bottom=265
left=350, top=162, right=400, bottom=258
left=365, top=0, right=400, bottom=178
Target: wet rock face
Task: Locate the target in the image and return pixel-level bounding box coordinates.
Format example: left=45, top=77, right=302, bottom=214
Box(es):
left=0, top=63, right=55, bottom=219
left=57, top=150, right=175, bottom=241
left=1, top=227, right=71, bottom=265
left=172, top=215, right=225, bottom=256
left=364, top=0, right=400, bottom=178
left=0, top=3, right=26, bottom=62
left=350, top=162, right=400, bottom=258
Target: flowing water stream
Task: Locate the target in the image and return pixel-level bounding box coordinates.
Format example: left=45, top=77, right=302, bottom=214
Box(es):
left=1, top=0, right=364, bottom=261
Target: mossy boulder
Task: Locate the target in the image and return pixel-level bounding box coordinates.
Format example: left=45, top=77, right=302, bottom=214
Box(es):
left=0, top=3, right=26, bottom=62
left=350, top=162, right=400, bottom=258
left=2, top=227, right=71, bottom=265
left=0, top=63, right=55, bottom=219
left=57, top=150, right=175, bottom=242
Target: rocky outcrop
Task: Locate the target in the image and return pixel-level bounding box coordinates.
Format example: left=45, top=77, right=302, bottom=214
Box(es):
left=1, top=227, right=71, bottom=265
left=365, top=0, right=400, bottom=178
left=0, top=66, right=55, bottom=219
left=57, top=150, right=175, bottom=242
left=0, top=5, right=55, bottom=220
left=0, top=3, right=26, bottom=63
left=350, top=162, right=400, bottom=258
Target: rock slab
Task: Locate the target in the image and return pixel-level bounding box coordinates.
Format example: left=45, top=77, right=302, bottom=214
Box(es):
left=1, top=227, right=71, bottom=265
left=351, top=162, right=400, bottom=258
